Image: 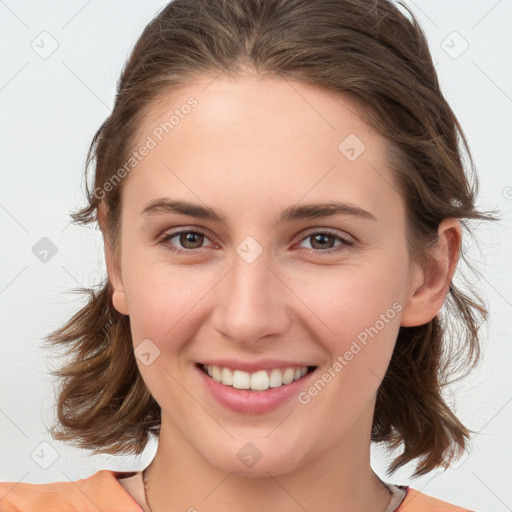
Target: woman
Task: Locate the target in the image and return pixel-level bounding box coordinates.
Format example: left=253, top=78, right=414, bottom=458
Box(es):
left=0, top=0, right=495, bottom=510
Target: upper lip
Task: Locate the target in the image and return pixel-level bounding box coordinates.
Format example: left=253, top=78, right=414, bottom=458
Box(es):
left=198, top=359, right=317, bottom=373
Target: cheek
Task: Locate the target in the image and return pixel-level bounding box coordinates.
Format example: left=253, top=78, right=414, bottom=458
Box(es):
left=291, top=253, right=407, bottom=385
left=122, top=255, right=216, bottom=345
left=122, top=260, right=212, bottom=403
left=293, top=268, right=404, bottom=425
left=297, top=258, right=406, bottom=338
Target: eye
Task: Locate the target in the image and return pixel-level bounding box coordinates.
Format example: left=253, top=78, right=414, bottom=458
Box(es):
left=297, top=229, right=354, bottom=254
left=159, top=229, right=214, bottom=254
left=158, top=228, right=354, bottom=256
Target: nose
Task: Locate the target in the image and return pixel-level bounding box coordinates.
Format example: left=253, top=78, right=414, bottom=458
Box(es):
left=210, top=247, right=291, bottom=346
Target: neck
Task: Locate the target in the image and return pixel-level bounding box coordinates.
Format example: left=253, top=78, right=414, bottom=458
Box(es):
left=143, top=410, right=391, bottom=512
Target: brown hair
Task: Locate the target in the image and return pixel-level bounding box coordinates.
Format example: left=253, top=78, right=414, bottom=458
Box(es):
left=44, top=0, right=497, bottom=477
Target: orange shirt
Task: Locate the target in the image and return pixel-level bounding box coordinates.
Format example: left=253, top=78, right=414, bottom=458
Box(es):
left=0, top=470, right=472, bottom=511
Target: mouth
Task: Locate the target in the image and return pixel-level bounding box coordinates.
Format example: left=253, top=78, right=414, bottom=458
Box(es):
left=196, top=362, right=318, bottom=392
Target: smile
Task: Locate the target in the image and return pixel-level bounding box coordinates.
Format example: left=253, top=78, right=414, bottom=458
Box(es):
left=199, top=363, right=317, bottom=391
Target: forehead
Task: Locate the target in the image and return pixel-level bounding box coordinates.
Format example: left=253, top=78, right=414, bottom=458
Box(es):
left=140, top=74, right=376, bottom=149
left=123, top=75, right=404, bottom=226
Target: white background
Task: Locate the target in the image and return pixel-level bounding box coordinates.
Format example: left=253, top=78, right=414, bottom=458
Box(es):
left=0, top=1, right=511, bottom=510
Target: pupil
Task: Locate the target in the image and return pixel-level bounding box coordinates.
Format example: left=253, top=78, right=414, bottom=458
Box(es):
left=313, top=234, right=332, bottom=249
left=182, top=233, right=202, bottom=248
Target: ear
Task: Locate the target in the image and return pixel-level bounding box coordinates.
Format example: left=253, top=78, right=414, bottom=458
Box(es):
left=400, top=218, right=462, bottom=327
left=98, top=201, right=129, bottom=316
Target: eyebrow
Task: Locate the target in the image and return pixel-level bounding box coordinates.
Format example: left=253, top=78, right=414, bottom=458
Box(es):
left=140, top=198, right=377, bottom=224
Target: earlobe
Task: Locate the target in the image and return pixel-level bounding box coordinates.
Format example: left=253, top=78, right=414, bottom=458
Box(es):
left=400, top=218, right=462, bottom=327
left=105, top=245, right=129, bottom=316
left=112, top=289, right=129, bottom=315
left=106, top=246, right=130, bottom=316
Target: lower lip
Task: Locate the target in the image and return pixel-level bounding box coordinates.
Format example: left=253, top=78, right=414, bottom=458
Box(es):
left=196, top=364, right=317, bottom=414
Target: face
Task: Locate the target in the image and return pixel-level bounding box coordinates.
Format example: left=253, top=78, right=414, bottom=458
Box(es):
left=107, top=74, right=425, bottom=476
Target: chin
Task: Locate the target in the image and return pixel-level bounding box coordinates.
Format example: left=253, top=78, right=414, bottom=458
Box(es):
left=201, top=439, right=308, bottom=477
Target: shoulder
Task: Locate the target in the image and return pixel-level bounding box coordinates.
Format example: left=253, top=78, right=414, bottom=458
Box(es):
left=397, top=487, right=474, bottom=512
left=0, top=470, right=142, bottom=512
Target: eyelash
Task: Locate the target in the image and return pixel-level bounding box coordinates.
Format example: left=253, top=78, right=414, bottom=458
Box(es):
left=158, top=228, right=354, bottom=256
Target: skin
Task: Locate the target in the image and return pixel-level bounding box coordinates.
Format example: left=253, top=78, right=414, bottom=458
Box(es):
left=101, top=72, right=461, bottom=512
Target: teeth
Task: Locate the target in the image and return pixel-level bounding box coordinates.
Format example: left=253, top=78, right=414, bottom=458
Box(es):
left=269, top=368, right=282, bottom=388
left=202, top=364, right=311, bottom=391
left=282, top=368, right=295, bottom=385
left=221, top=367, right=233, bottom=385
left=211, top=366, right=222, bottom=382
left=247, top=370, right=267, bottom=391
